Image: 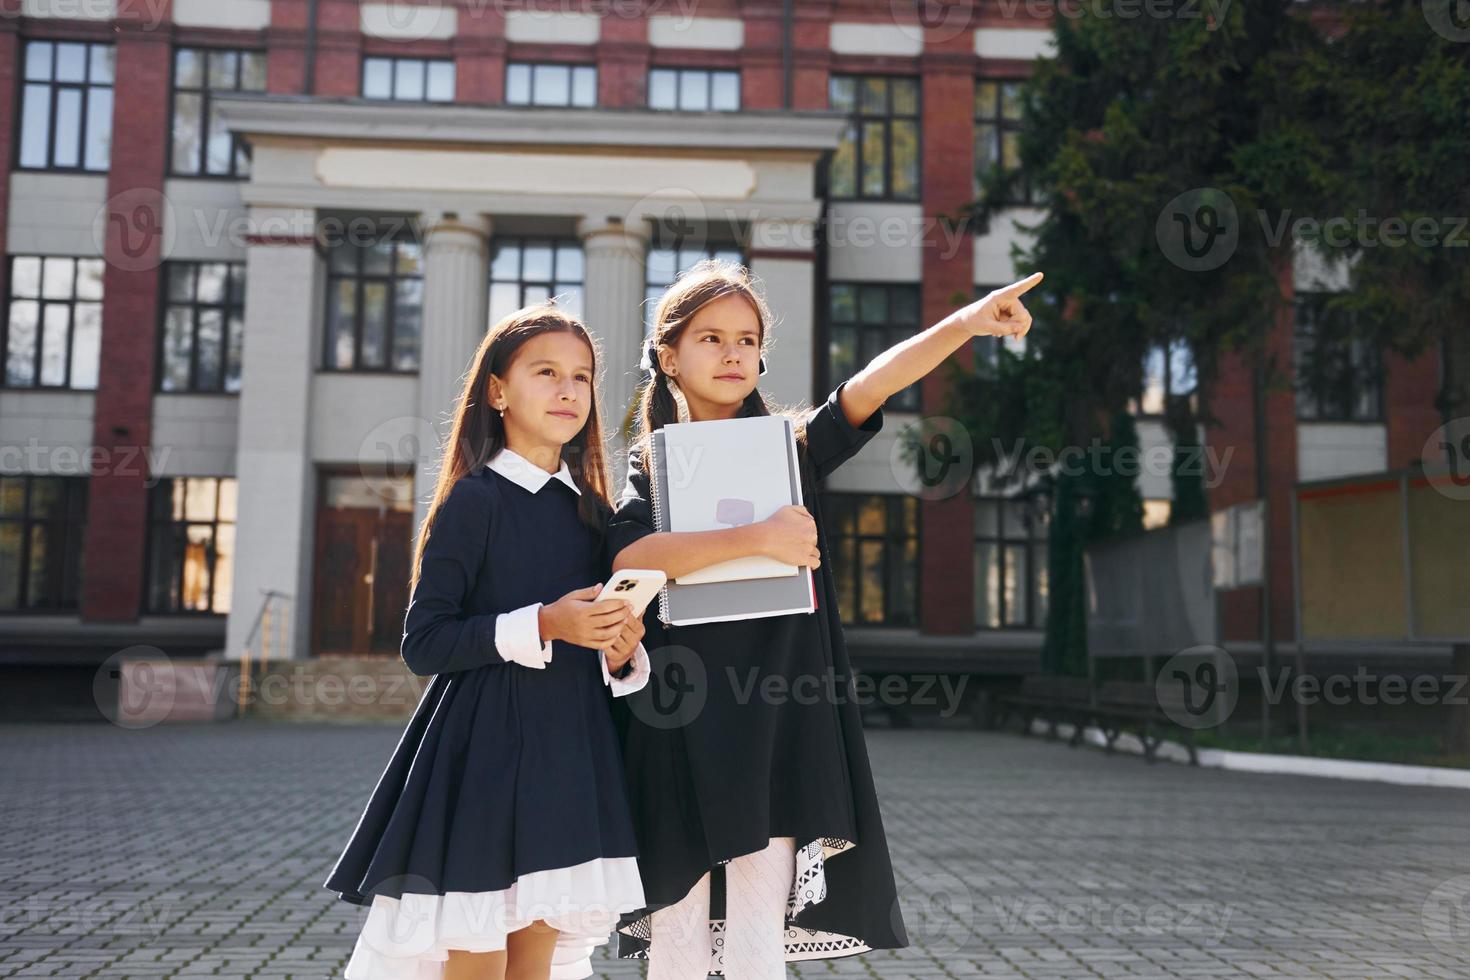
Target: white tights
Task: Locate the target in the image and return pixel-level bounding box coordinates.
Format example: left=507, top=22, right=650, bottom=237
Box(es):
left=648, top=836, right=795, bottom=980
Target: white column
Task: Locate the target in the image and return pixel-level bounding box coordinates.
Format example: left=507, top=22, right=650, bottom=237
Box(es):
left=226, top=206, right=321, bottom=662
left=748, top=217, right=818, bottom=407
left=415, top=211, right=493, bottom=532
left=577, top=215, right=650, bottom=448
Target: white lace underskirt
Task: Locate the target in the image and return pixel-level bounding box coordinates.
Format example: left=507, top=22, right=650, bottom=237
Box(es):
left=343, top=856, right=646, bottom=980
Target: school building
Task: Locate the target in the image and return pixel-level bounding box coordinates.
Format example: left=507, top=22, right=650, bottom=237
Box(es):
left=0, top=0, right=1454, bottom=712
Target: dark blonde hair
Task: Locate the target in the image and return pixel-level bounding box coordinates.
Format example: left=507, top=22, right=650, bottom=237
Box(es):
left=410, top=302, right=612, bottom=593
left=637, top=257, right=797, bottom=440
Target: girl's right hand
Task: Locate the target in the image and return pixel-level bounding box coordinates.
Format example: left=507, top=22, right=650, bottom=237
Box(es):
left=759, top=505, right=821, bottom=569
left=538, top=586, right=634, bottom=649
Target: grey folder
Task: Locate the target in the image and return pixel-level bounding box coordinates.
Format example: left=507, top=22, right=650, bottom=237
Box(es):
left=649, top=420, right=817, bottom=626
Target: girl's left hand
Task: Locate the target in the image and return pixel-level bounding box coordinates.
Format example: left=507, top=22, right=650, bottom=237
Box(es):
left=603, top=611, right=645, bottom=673
left=958, top=272, right=1043, bottom=339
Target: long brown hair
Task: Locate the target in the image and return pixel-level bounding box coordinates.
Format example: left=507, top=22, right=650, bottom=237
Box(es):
left=636, top=258, right=801, bottom=442
left=410, top=302, right=612, bottom=593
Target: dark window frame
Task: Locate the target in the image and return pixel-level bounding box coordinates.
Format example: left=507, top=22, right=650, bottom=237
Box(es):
left=974, top=78, right=1037, bottom=206
left=321, top=224, right=425, bottom=374
left=643, top=237, right=745, bottom=334
left=1133, top=338, right=1199, bottom=419
left=143, top=476, right=237, bottom=616
left=974, top=494, right=1048, bottom=630
left=156, top=261, right=247, bottom=394
left=827, top=73, right=922, bottom=203
left=1293, top=291, right=1384, bottom=423
left=2, top=255, right=105, bottom=390
left=826, top=281, right=922, bottom=411
left=167, top=45, right=267, bottom=179
left=0, top=474, right=88, bottom=613
left=488, top=236, right=587, bottom=327
left=647, top=67, right=741, bottom=111
left=361, top=55, right=457, bottom=103
left=824, top=492, right=921, bottom=628
left=504, top=61, right=598, bottom=108
left=15, top=39, right=115, bottom=173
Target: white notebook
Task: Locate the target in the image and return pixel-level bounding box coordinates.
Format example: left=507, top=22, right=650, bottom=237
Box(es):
left=662, top=416, right=802, bottom=586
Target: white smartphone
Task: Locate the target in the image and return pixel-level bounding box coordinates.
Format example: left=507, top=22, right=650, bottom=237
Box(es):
left=595, top=569, right=668, bottom=618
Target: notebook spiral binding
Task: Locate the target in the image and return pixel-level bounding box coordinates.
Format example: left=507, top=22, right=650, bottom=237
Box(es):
left=648, top=434, right=673, bottom=626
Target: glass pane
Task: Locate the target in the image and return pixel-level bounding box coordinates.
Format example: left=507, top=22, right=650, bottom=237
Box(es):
left=40, top=304, right=70, bottom=386
left=1034, top=543, right=1049, bottom=621
left=212, top=521, right=234, bottom=613
left=976, top=81, right=997, bottom=119
left=240, top=52, right=267, bottom=92
left=858, top=285, right=888, bottom=324
left=1004, top=544, right=1027, bottom=625
left=829, top=325, right=856, bottom=384
left=205, top=107, right=233, bottom=175
left=522, top=241, right=553, bottom=281
left=183, top=478, right=216, bottom=522
left=208, top=50, right=239, bottom=89
left=1000, top=81, right=1024, bottom=121
left=888, top=537, right=916, bottom=625
left=89, top=44, right=115, bottom=84
left=394, top=59, right=424, bottom=101
left=175, top=48, right=203, bottom=89
left=328, top=241, right=358, bottom=275
left=228, top=264, right=246, bottom=305
left=426, top=61, right=455, bottom=101
left=361, top=282, right=388, bottom=367
left=892, top=119, right=918, bottom=200
left=679, top=71, right=708, bottom=111
left=55, top=43, right=87, bottom=83
left=327, top=280, right=357, bottom=369
left=649, top=69, right=677, bottom=110
left=677, top=247, right=706, bottom=277
left=196, top=308, right=223, bottom=389
left=974, top=542, right=999, bottom=628
left=646, top=247, right=675, bottom=287
left=488, top=282, right=521, bottom=326
left=0, top=478, right=23, bottom=515
left=859, top=540, right=884, bottom=623
left=363, top=58, right=392, bottom=99
left=84, top=87, right=112, bottom=171
left=197, top=264, right=228, bottom=303
left=975, top=122, right=998, bottom=180
left=225, top=313, right=244, bottom=393
left=1001, top=499, right=1027, bottom=538
left=860, top=120, right=885, bottom=197
left=26, top=523, right=51, bottom=607
left=975, top=498, right=999, bottom=535
left=70, top=303, right=101, bottom=389
left=393, top=278, right=422, bottom=370
left=522, top=284, right=550, bottom=307
left=42, top=258, right=74, bottom=300
left=1001, top=128, right=1022, bottom=171
left=572, top=66, right=596, bottom=107
left=505, top=63, right=530, bottom=104
left=171, top=92, right=203, bottom=173
left=829, top=75, right=855, bottom=112
left=6, top=301, right=38, bottom=385
left=162, top=306, right=193, bottom=391
left=829, top=123, right=857, bottom=197
left=829, top=284, right=856, bottom=322
left=0, top=523, right=20, bottom=610
left=857, top=495, right=885, bottom=535
left=20, top=85, right=51, bottom=168
left=534, top=64, right=570, bottom=105
left=860, top=77, right=887, bottom=115
left=53, top=88, right=82, bottom=168
left=711, top=71, right=739, bottom=111
left=25, top=42, right=53, bottom=83
left=832, top=536, right=855, bottom=620
left=490, top=241, right=520, bottom=280
left=181, top=523, right=213, bottom=610
left=395, top=240, right=423, bottom=277
left=363, top=238, right=393, bottom=276
left=890, top=286, right=918, bottom=324
left=11, top=257, right=41, bottom=298
left=217, top=479, right=238, bottom=523
left=555, top=243, right=583, bottom=282
left=555, top=284, right=583, bottom=320
left=891, top=77, right=918, bottom=116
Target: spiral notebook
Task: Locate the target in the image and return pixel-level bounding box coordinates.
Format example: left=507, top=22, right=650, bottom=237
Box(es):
left=649, top=416, right=817, bottom=626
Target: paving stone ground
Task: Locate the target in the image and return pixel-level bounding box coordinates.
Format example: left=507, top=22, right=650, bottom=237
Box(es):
left=2, top=720, right=1469, bottom=979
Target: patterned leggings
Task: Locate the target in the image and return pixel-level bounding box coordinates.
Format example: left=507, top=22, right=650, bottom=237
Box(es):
left=648, top=836, right=796, bottom=980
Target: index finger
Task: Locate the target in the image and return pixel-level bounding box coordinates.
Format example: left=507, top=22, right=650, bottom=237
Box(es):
left=995, top=271, right=1043, bottom=299
left=587, top=598, right=630, bottom=615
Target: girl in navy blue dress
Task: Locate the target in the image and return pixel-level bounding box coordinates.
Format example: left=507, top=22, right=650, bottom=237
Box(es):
left=323, top=303, right=654, bottom=980
left=606, top=260, right=1043, bottom=977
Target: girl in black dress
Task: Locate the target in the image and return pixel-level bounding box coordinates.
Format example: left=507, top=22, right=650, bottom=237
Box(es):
left=606, top=260, right=1043, bottom=978
left=323, top=304, right=655, bottom=980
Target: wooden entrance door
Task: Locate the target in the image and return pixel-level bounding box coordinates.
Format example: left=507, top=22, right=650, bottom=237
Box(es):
left=311, top=472, right=414, bottom=657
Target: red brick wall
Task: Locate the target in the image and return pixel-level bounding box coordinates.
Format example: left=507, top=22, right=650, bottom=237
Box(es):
left=918, top=31, right=978, bottom=636
left=313, top=0, right=362, bottom=97
left=81, top=6, right=173, bottom=622
left=596, top=11, right=648, bottom=108
left=1384, top=345, right=1443, bottom=469
left=456, top=3, right=506, bottom=104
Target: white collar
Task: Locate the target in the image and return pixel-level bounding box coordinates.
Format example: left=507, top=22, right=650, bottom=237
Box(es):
left=486, top=447, right=582, bottom=496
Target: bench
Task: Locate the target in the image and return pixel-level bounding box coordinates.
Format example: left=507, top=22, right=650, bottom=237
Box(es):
left=994, top=675, right=1199, bottom=765
left=1090, top=680, right=1199, bottom=765
left=992, top=675, right=1096, bottom=746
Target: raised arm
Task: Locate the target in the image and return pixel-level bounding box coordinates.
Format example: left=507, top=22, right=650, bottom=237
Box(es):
left=837, top=272, right=1043, bottom=426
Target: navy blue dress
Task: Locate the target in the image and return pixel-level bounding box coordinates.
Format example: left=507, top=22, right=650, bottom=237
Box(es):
left=606, top=383, right=909, bottom=970
left=322, top=460, right=646, bottom=980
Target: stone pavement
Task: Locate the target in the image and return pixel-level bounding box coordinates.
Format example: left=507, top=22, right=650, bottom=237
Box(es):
left=2, top=720, right=1469, bottom=979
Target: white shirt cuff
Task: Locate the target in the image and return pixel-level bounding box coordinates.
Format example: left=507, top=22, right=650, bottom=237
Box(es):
left=495, top=603, right=553, bottom=669
left=601, top=641, right=651, bottom=697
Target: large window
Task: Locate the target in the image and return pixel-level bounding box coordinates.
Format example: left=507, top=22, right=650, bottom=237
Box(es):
left=159, top=262, right=246, bottom=393
left=488, top=238, right=585, bottom=326
left=18, top=40, right=113, bottom=172
left=648, top=68, right=739, bottom=111
left=1136, top=338, right=1198, bottom=417
left=824, top=494, right=919, bottom=627
left=644, top=239, right=744, bottom=333
left=170, top=47, right=266, bottom=177
left=827, top=283, right=921, bottom=411
left=974, top=79, right=1037, bottom=205
left=145, top=477, right=236, bottom=614
left=828, top=74, right=919, bottom=201
left=4, top=256, right=104, bottom=390
left=1294, top=292, right=1382, bottom=422
left=324, top=226, right=424, bottom=373
left=975, top=495, right=1048, bottom=629
left=363, top=56, right=455, bottom=102
left=506, top=62, right=596, bottom=107
left=0, top=475, right=87, bottom=612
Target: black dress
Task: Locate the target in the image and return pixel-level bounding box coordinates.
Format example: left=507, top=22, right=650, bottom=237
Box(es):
left=322, top=456, right=648, bottom=980
left=605, top=382, right=910, bottom=970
